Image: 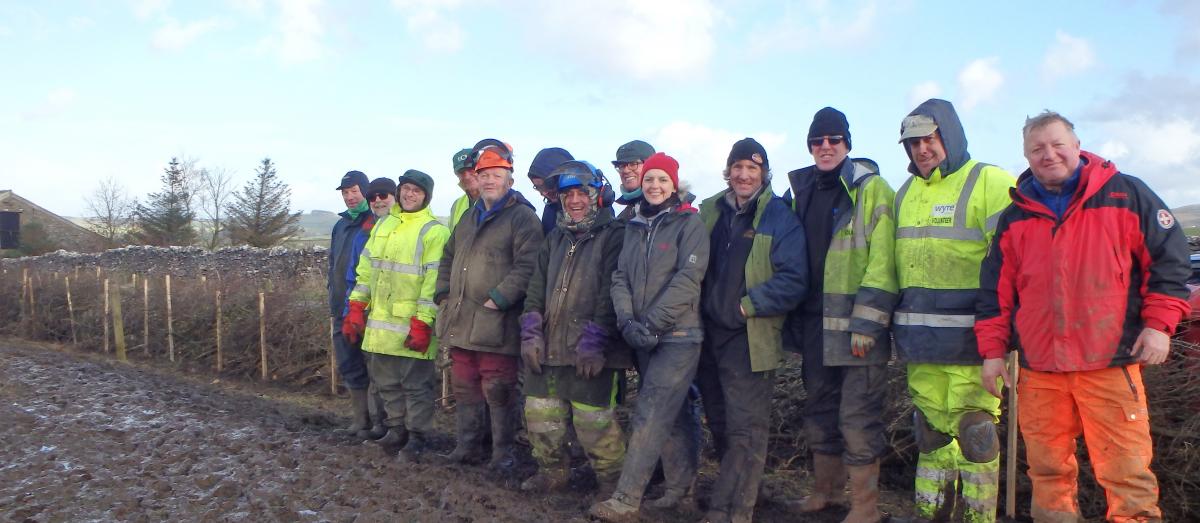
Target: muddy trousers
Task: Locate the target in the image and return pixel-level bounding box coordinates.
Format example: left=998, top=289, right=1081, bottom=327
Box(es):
left=450, top=348, right=519, bottom=452
left=366, top=352, right=436, bottom=433
left=525, top=377, right=626, bottom=479
left=908, top=363, right=1001, bottom=523
left=801, top=358, right=888, bottom=465
left=1019, top=365, right=1160, bottom=522
left=613, top=341, right=701, bottom=506
left=331, top=317, right=370, bottom=390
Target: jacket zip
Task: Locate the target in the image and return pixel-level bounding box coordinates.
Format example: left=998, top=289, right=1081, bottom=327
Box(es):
left=548, top=236, right=587, bottom=345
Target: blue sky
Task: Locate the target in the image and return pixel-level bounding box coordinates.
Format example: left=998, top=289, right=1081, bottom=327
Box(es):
left=3, top=0, right=1199, bottom=221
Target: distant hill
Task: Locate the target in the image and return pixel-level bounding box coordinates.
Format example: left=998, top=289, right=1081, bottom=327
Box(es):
left=297, top=210, right=339, bottom=238
left=1173, top=204, right=1200, bottom=230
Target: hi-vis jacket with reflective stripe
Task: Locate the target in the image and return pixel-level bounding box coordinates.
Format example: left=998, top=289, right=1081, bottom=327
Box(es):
left=448, top=193, right=472, bottom=233
left=789, top=158, right=899, bottom=366
left=893, top=160, right=1014, bottom=363
left=700, top=188, right=808, bottom=372
left=350, top=205, right=450, bottom=359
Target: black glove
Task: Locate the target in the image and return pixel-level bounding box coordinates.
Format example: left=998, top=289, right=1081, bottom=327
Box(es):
left=620, top=320, right=659, bottom=351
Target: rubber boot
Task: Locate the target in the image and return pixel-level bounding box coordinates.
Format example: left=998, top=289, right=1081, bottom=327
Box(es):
left=443, top=402, right=487, bottom=465
left=842, top=461, right=883, bottom=523
left=335, top=388, right=371, bottom=436
left=372, top=426, right=408, bottom=454
left=791, top=453, right=848, bottom=512
left=397, top=431, right=427, bottom=464
left=520, top=460, right=569, bottom=492
left=487, top=402, right=518, bottom=475
left=358, top=389, right=387, bottom=440
left=589, top=492, right=640, bottom=523
left=647, top=485, right=689, bottom=510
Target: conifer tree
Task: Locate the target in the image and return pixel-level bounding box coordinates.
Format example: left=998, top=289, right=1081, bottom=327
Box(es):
left=133, top=157, right=197, bottom=246
left=225, top=158, right=302, bottom=247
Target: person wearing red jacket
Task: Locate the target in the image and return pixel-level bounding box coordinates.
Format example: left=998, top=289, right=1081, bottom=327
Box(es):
left=976, top=111, right=1192, bottom=522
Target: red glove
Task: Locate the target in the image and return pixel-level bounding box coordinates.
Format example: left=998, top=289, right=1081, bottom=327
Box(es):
left=342, top=301, right=368, bottom=344
left=404, top=317, right=432, bottom=353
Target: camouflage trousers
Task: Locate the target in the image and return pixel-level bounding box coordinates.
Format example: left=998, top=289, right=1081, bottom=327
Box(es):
left=523, top=366, right=625, bottom=478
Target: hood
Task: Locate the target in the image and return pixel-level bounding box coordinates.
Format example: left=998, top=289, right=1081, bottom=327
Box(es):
left=905, top=98, right=970, bottom=177
left=1012, top=151, right=1118, bottom=218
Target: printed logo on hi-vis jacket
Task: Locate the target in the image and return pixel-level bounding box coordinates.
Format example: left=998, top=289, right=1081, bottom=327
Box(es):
left=1156, top=209, right=1175, bottom=229
left=931, top=204, right=955, bottom=225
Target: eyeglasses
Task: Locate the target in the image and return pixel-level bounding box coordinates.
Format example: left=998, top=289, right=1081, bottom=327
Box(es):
left=616, top=161, right=642, bottom=172
left=808, top=135, right=845, bottom=148
left=368, top=193, right=392, bottom=202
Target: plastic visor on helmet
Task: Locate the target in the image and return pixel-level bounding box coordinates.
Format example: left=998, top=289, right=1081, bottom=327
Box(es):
left=553, top=161, right=605, bottom=192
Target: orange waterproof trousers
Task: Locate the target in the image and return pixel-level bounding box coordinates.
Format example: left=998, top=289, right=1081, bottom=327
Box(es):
left=1018, top=365, right=1161, bottom=522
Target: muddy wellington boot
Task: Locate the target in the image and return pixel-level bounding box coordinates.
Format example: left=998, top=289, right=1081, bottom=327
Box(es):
left=487, top=403, right=518, bottom=475
left=789, top=453, right=848, bottom=512
left=842, top=461, right=883, bottom=523
left=358, top=390, right=388, bottom=440
left=334, top=388, right=370, bottom=436
left=443, top=402, right=487, bottom=465
left=396, top=431, right=427, bottom=464
left=520, top=459, right=569, bottom=493
left=372, top=426, right=409, bottom=454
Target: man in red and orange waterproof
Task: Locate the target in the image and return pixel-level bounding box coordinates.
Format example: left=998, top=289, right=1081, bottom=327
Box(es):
left=976, top=111, right=1192, bottom=522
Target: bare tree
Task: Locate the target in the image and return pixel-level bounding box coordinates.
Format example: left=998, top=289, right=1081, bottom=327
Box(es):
left=84, top=176, right=138, bottom=249
left=195, top=166, right=236, bottom=250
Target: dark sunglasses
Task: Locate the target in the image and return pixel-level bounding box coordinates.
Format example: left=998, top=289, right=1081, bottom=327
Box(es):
left=368, top=192, right=392, bottom=202
left=808, top=135, right=845, bottom=148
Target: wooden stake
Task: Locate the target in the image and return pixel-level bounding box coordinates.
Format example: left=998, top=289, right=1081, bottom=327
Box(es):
left=74, top=266, right=79, bottom=280
left=95, top=266, right=101, bottom=280
left=328, top=318, right=337, bottom=395
left=27, top=270, right=36, bottom=326
left=259, top=292, right=268, bottom=380
left=65, top=276, right=77, bottom=346
left=142, top=278, right=149, bottom=354
left=1005, top=350, right=1021, bottom=518
left=103, top=278, right=110, bottom=354
left=20, top=268, right=29, bottom=337
left=215, top=290, right=223, bottom=372
left=111, top=282, right=127, bottom=362
left=166, top=274, right=175, bottom=362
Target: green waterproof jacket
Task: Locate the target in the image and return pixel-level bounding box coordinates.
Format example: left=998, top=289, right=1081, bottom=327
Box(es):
left=788, top=158, right=899, bottom=366
left=349, top=205, right=450, bottom=359
left=700, top=188, right=809, bottom=372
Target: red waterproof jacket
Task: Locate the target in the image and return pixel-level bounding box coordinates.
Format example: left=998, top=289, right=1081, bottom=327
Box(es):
left=976, top=151, right=1192, bottom=372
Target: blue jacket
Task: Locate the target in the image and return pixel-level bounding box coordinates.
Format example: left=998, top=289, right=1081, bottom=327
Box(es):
left=329, top=209, right=371, bottom=317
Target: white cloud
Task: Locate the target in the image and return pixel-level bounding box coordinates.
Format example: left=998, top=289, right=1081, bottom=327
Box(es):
left=746, top=1, right=878, bottom=57
left=1041, top=31, right=1095, bottom=82
left=652, top=122, right=787, bottom=199
left=152, top=17, right=225, bottom=50
left=957, top=57, right=1003, bottom=110
left=391, top=0, right=464, bottom=52
left=260, top=0, right=327, bottom=63
left=21, top=87, right=78, bottom=121
left=1097, top=140, right=1129, bottom=161
left=1160, top=0, right=1200, bottom=62
left=524, top=0, right=719, bottom=81
left=131, top=0, right=170, bottom=20
left=907, top=81, right=941, bottom=108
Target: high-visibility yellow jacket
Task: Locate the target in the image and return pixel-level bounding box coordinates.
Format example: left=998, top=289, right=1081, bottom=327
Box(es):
left=448, top=193, right=472, bottom=233
left=893, top=159, right=1014, bottom=363
left=350, top=205, right=450, bottom=359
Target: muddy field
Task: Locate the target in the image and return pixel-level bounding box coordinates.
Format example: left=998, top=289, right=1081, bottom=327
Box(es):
left=0, top=340, right=915, bottom=522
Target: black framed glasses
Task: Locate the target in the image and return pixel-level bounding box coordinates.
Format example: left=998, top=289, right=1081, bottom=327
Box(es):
left=808, top=135, right=845, bottom=148
left=368, top=193, right=392, bottom=202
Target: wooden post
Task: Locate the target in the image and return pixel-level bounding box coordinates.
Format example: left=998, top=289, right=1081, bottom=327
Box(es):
left=20, top=268, right=29, bottom=336
left=103, top=278, right=110, bottom=353
left=74, top=266, right=79, bottom=280
left=27, top=270, right=36, bottom=327
left=1005, top=350, right=1020, bottom=518
left=65, top=276, right=77, bottom=346
left=111, top=282, right=127, bottom=362
left=328, top=319, right=338, bottom=395
left=166, top=274, right=175, bottom=362
left=142, top=278, right=149, bottom=353
left=215, top=290, right=223, bottom=372
left=95, top=266, right=101, bottom=280
left=258, top=292, right=268, bottom=380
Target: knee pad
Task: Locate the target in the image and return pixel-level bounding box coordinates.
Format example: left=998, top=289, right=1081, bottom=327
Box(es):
left=913, top=409, right=953, bottom=454
left=957, top=410, right=1000, bottom=463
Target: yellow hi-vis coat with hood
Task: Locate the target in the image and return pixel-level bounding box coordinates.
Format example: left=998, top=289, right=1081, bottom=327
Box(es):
left=349, top=204, right=450, bottom=359
left=449, top=193, right=472, bottom=233
left=893, top=98, right=1015, bottom=364
left=788, top=158, right=899, bottom=366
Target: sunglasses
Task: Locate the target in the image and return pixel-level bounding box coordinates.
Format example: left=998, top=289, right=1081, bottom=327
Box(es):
left=808, top=135, right=845, bottom=148
left=368, top=192, right=392, bottom=202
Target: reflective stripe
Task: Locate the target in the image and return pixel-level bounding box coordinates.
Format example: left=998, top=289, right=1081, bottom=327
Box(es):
left=413, top=220, right=437, bottom=268
left=416, top=299, right=436, bottom=308
left=366, top=318, right=410, bottom=335
left=361, top=246, right=371, bottom=259
left=852, top=304, right=890, bottom=325
left=915, top=466, right=955, bottom=483
left=371, top=259, right=422, bottom=274
left=895, top=162, right=991, bottom=244
left=894, top=312, right=975, bottom=328
left=527, top=420, right=567, bottom=434
left=353, top=283, right=370, bottom=294
left=823, top=317, right=850, bottom=331
left=984, top=211, right=1002, bottom=234
left=423, top=262, right=439, bottom=271
left=960, top=470, right=999, bottom=486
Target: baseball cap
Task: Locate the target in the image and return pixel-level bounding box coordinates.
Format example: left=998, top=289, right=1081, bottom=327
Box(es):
left=899, top=114, right=939, bottom=142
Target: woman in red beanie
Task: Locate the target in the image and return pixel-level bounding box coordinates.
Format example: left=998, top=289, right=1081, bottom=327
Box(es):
left=591, top=152, right=710, bottom=521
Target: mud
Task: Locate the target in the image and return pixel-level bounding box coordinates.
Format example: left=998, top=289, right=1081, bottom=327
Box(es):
left=0, top=341, right=911, bottom=522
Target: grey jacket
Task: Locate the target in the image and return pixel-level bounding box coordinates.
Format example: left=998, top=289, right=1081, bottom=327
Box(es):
left=435, top=190, right=544, bottom=355
left=611, top=204, right=710, bottom=342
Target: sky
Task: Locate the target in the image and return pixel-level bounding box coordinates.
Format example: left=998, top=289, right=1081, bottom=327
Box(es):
left=3, top=0, right=1199, bottom=221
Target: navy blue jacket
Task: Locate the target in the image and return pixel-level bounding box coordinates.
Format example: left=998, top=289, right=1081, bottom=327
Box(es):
left=328, top=209, right=371, bottom=317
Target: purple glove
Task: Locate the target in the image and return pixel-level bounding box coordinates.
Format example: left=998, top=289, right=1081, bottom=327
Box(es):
left=575, top=321, right=608, bottom=378
left=519, top=311, right=545, bottom=374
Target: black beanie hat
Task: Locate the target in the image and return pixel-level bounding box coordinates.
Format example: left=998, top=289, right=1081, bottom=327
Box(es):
left=808, top=107, right=852, bottom=151
left=726, top=137, right=769, bottom=174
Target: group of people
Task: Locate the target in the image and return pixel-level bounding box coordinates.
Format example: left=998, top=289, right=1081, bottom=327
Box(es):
left=324, top=98, right=1193, bottom=523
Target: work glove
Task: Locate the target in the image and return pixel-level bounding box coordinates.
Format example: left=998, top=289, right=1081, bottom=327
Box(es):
left=620, top=319, right=659, bottom=351
left=404, top=317, right=432, bottom=353
left=850, top=332, right=876, bottom=358
left=575, top=321, right=609, bottom=378
left=519, top=311, right=545, bottom=374
left=342, top=300, right=368, bottom=344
